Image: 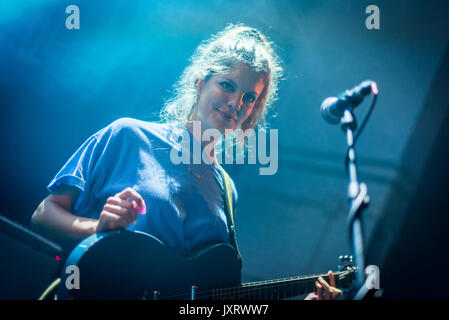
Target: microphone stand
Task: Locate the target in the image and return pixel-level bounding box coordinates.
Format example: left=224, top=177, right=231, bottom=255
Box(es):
left=340, top=109, right=371, bottom=300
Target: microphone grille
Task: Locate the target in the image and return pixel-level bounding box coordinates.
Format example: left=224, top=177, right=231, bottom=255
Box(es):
left=320, top=97, right=341, bottom=124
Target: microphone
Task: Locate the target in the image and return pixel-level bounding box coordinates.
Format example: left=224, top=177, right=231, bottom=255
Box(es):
left=320, top=80, right=378, bottom=124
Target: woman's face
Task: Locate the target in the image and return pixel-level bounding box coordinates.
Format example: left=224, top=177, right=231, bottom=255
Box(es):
left=192, top=63, right=266, bottom=133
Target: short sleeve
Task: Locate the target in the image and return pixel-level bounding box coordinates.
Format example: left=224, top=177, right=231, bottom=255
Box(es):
left=47, top=131, right=105, bottom=194
left=46, top=118, right=148, bottom=218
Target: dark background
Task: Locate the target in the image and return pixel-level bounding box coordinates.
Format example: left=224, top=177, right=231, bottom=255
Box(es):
left=1, top=0, right=449, bottom=299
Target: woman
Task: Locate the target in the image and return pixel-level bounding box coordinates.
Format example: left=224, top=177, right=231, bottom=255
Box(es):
left=31, top=23, right=341, bottom=300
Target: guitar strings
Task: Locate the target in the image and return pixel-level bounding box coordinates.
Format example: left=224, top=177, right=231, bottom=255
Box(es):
left=193, top=270, right=350, bottom=300
left=204, top=270, right=352, bottom=300
left=155, top=269, right=352, bottom=300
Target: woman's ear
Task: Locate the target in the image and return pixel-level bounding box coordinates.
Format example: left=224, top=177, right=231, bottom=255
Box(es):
left=196, top=79, right=203, bottom=93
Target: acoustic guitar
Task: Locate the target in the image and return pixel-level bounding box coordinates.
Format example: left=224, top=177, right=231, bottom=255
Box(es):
left=57, top=230, right=356, bottom=300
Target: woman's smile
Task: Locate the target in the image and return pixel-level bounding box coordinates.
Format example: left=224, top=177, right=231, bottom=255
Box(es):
left=216, top=108, right=238, bottom=123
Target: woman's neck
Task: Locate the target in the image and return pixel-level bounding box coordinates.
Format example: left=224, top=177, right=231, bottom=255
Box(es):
left=185, top=120, right=220, bottom=165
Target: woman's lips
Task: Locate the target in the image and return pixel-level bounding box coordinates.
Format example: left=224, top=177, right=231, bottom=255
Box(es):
left=216, top=108, right=237, bottom=122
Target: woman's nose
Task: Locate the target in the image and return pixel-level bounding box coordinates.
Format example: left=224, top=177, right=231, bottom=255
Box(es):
left=228, top=92, right=244, bottom=111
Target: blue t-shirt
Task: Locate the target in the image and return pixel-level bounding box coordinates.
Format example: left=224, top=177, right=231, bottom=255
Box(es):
left=47, top=118, right=238, bottom=257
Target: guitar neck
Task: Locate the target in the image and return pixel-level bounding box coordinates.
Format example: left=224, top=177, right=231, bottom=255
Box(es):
left=208, top=270, right=350, bottom=300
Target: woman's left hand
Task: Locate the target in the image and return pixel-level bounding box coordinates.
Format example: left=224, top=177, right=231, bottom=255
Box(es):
left=305, top=271, right=343, bottom=300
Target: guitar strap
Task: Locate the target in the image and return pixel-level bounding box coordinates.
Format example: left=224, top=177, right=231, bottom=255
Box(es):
left=217, top=165, right=242, bottom=265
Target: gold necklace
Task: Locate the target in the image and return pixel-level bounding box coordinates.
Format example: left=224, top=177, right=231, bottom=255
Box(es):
left=188, top=165, right=202, bottom=179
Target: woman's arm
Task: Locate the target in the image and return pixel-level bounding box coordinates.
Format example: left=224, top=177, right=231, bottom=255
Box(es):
left=31, top=185, right=98, bottom=242
left=31, top=186, right=145, bottom=243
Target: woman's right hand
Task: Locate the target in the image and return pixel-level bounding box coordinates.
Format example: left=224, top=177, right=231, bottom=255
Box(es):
left=96, top=187, right=146, bottom=233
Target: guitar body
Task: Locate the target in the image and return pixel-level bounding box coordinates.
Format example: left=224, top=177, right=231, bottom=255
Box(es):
left=58, top=230, right=242, bottom=300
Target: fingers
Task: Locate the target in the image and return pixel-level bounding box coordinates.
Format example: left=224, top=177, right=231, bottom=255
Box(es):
left=115, top=187, right=146, bottom=214
left=308, top=273, right=343, bottom=301
left=315, top=281, right=323, bottom=299
left=97, top=211, right=129, bottom=232
left=96, top=187, right=146, bottom=233
left=328, top=270, right=336, bottom=288
left=317, top=278, right=330, bottom=300
left=106, top=197, right=137, bottom=222
left=317, top=274, right=343, bottom=300
left=106, top=197, right=138, bottom=224
left=305, top=292, right=318, bottom=300
left=333, top=287, right=342, bottom=299
left=327, top=271, right=343, bottom=299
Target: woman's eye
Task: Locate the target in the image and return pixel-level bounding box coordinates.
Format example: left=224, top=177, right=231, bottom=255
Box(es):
left=243, top=94, right=256, bottom=104
left=220, top=82, right=234, bottom=91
